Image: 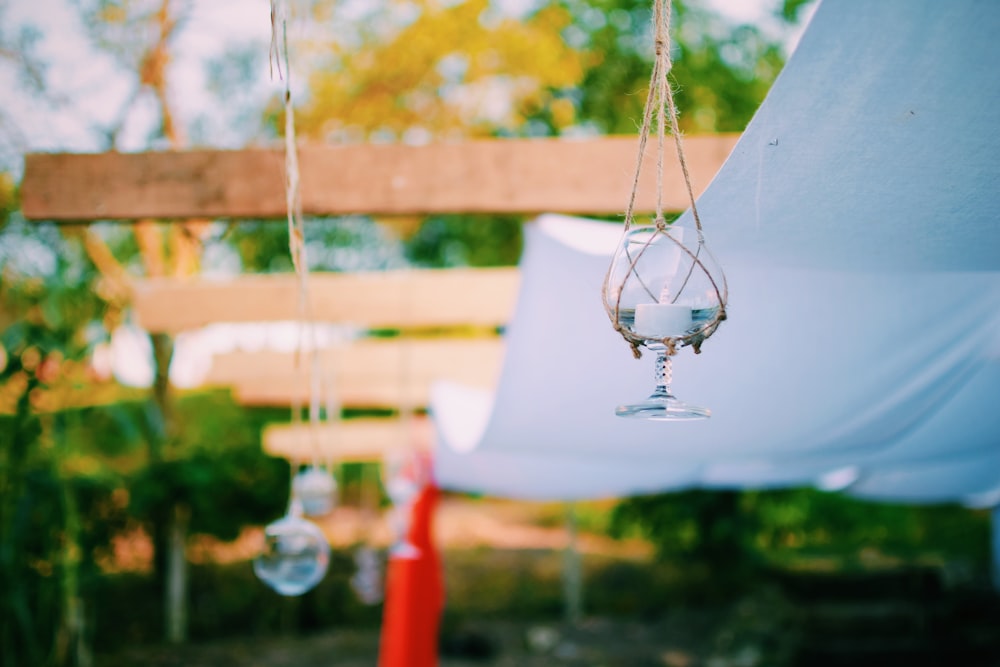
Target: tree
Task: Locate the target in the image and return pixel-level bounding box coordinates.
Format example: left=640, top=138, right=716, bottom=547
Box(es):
left=3, top=1, right=820, bottom=656
left=0, top=210, right=125, bottom=667
left=70, top=0, right=220, bottom=644
left=6, top=0, right=290, bottom=647
left=559, top=0, right=788, bottom=135
left=290, top=0, right=589, bottom=142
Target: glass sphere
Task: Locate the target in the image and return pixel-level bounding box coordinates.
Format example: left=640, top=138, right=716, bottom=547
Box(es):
left=382, top=450, right=424, bottom=506
left=381, top=452, right=424, bottom=559
left=292, top=466, right=337, bottom=517
left=253, top=504, right=330, bottom=596
left=603, top=222, right=726, bottom=351
left=349, top=546, right=384, bottom=605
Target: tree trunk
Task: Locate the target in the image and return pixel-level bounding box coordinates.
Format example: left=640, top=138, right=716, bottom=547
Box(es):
left=563, top=502, right=583, bottom=626
left=54, top=413, right=92, bottom=667
left=165, top=504, right=189, bottom=644
left=148, top=332, right=190, bottom=644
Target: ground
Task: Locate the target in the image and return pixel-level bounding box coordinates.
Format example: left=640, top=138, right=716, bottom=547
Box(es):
left=98, top=615, right=739, bottom=667
left=94, top=496, right=1000, bottom=667
left=96, top=497, right=756, bottom=666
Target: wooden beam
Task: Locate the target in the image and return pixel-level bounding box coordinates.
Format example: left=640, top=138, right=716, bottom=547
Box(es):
left=132, top=267, right=520, bottom=334
left=207, top=337, right=503, bottom=408
left=262, top=417, right=433, bottom=462
left=21, top=135, right=739, bottom=221
left=232, top=376, right=466, bottom=408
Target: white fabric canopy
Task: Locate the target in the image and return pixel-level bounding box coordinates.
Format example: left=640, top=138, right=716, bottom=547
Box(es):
left=430, top=0, right=1000, bottom=506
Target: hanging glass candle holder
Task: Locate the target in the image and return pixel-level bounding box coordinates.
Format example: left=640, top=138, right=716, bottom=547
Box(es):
left=381, top=451, right=423, bottom=560
left=349, top=545, right=384, bottom=605
left=292, top=465, right=337, bottom=517
left=253, top=498, right=330, bottom=596
left=603, top=218, right=727, bottom=420
left=602, top=0, right=728, bottom=420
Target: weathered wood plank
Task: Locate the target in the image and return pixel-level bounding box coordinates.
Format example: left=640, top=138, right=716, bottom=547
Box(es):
left=208, top=338, right=503, bottom=408
left=132, top=267, right=520, bottom=334
left=21, top=135, right=738, bottom=221
left=262, top=417, right=433, bottom=462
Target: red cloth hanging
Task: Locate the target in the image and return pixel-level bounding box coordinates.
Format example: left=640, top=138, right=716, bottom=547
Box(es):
left=378, top=481, right=444, bottom=667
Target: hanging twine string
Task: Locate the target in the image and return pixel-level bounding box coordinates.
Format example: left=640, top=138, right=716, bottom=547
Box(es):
left=396, top=271, right=419, bottom=461
left=622, top=0, right=704, bottom=237
left=270, top=0, right=329, bottom=468
left=603, top=0, right=727, bottom=357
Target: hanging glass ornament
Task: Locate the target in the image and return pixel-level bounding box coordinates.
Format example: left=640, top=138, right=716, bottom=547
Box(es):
left=292, top=464, right=337, bottom=517
left=382, top=450, right=423, bottom=560
left=604, top=220, right=726, bottom=419
left=349, top=545, right=385, bottom=605
left=602, top=0, right=728, bottom=420
left=252, top=0, right=334, bottom=598
left=253, top=498, right=330, bottom=596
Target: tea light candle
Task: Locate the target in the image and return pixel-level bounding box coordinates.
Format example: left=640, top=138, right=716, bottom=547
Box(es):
left=635, top=303, right=692, bottom=338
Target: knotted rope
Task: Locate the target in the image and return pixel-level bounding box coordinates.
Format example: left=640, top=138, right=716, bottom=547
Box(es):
left=602, top=0, right=728, bottom=358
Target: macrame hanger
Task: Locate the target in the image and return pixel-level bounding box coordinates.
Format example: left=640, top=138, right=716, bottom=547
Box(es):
left=322, top=362, right=341, bottom=473
left=397, top=272, right=416, bottom=457
left=604, top=0, right=727, bottom=357
left=624, top=0, right=706, bottom=239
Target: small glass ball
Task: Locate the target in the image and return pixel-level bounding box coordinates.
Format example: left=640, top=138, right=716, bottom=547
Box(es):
left=253, top=507, right=330, bottom=596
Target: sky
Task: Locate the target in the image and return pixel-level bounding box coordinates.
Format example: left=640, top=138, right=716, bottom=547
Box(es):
left=2, top=0, right=276, bottom=165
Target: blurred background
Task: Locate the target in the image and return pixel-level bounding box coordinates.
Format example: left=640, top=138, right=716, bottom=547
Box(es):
left=2, top=1, right=998, bottom=666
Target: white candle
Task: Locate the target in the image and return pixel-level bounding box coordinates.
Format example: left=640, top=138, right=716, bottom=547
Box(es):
left=635, top=303, right=693, bottom=338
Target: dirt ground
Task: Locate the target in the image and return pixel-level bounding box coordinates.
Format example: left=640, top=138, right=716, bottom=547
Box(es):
left=97, top=497, right=749, bottom=667
left=98, top=615, right=734, bottom=667
left=93, top=497, right=1000, bottom=667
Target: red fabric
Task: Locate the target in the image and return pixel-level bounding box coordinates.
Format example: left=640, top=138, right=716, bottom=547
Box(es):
left=378, top=482, right=444, bottom=667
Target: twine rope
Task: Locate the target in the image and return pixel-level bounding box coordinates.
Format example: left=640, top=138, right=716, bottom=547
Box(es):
left=603, top=0, right=727, bottom=357
left=270, top=0, right=329, bottom=468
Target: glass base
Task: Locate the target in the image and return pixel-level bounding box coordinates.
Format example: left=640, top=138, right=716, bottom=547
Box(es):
left=615, top=394, right=711, bottom=421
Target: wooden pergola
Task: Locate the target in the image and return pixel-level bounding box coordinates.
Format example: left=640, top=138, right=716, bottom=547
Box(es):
left=22, top=134, right=737, bottom=462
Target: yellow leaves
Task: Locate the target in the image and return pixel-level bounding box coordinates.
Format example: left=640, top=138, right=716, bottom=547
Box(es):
left=295, top=0, right=588, bottom=141
left=550, top=97, right=576, bottom=128
left=98, top=3, right=129, bottom=25
left=0, top=171, right=16, bottom=218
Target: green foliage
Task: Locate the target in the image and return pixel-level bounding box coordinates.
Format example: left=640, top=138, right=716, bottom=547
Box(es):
left=565, top=0, right=786, bottom=135
left=0, top=220, right=106, bottom=347
left=127, top=391, right=289, bottom=542
left=779, top=0, right=818, bottom=23
left=0, top=373, right=128, bottom=667
left=223, top=213, right=522, bottom=273
left=0, top=451, right=64, bottom=665
left=746, top=488, right=992, bottom=568
left=223, top=217, right=409, bottom=273
left=90, top=549, right=378, bottom=653
left=611, top=490, right=757, bottom=567
left=611, top=488, right=993, bottom=580
left=406, top=214, right=525, bottom=268
left=0, top=219, right=120, bottom=666
left=0, top=174, right=16, bottom=228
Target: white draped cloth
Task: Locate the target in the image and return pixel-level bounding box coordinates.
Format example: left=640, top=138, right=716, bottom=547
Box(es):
left=429, top=0, right=1000, bottom=507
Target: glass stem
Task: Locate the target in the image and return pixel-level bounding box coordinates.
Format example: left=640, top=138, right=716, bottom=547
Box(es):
left=653, top=349, right=673, bottom=398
